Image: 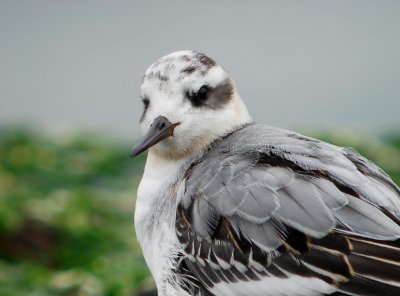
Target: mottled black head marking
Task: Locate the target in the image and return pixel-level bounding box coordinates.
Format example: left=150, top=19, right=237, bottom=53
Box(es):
left=178, top=52, right=217, bottom=77
left=146, top=71, right=168, bottom=82
left=195, top=53, right=216, bottom=68
left=181, top=66, right=197, bottom=75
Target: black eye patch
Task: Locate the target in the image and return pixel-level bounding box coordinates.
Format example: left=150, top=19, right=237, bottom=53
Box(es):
left=185, top=79, right=234, bottom=110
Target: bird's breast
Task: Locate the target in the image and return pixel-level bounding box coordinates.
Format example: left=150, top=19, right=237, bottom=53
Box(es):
left=135, top=173, right=179, bottom=287
left=134, top=152, right=195, bottom=288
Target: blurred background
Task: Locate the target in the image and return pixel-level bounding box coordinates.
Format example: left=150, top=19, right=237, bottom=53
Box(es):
left=0, top=1, right=399, bottom=295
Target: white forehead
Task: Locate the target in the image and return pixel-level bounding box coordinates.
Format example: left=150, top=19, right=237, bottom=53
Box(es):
left=141, top=50, right=227, bottom=97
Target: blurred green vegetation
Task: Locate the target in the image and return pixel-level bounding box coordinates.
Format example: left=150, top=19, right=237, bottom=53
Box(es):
left=0, top=126, right=399, bottom=296
left=0, top=126, right=150, bottom=296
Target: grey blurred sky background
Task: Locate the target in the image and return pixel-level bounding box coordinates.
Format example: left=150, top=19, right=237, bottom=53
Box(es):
left=1, top=0, right=399, bottom=139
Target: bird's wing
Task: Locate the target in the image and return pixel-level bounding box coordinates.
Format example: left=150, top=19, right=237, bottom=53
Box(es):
left=175, top=124, right=400, bottom=296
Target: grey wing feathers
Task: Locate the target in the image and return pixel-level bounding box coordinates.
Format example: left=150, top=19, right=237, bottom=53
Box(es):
left=175, top=124, right=400, bottom=295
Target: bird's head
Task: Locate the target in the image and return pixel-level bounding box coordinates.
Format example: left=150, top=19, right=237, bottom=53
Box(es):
left=131, top=50, right=252, bottom=160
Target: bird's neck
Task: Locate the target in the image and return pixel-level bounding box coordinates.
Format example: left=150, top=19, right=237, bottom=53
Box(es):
left=135, top=151, right=197, bottom=228
left=144, top=151, right=194, bottom=181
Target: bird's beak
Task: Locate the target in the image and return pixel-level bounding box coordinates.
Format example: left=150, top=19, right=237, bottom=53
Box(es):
left=130, top=116, right=180, bottom=158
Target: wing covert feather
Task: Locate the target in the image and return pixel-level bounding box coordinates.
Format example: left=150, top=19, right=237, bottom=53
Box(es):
left=175, top=124, right=400, bottom=295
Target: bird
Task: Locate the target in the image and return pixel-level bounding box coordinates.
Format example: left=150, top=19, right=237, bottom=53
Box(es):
left=130, top=50, right=400, bottom=296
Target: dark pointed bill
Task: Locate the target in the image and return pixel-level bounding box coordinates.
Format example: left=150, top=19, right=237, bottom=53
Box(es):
left=130, top=116, right=180, bottom=157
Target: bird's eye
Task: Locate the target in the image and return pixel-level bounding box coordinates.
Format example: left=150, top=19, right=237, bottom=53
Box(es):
left=197, top=85, right=209, bottom=101
left=142, top=97, right=150, bottom=108
left=186, top=85, right=209, bottom=107
left=140, top=97, right=150, bottom=122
